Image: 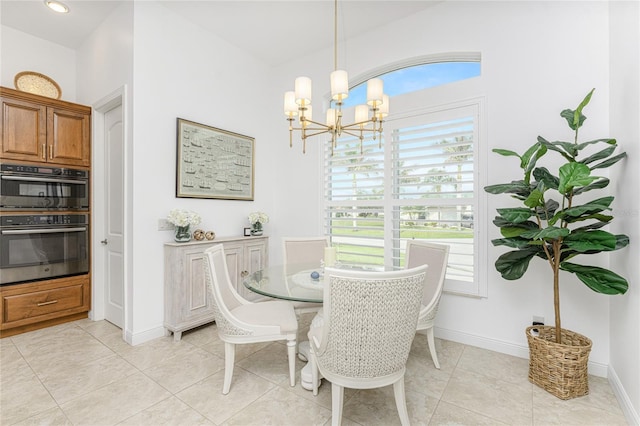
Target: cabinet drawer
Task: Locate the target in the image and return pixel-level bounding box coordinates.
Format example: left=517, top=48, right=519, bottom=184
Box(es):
left=3, top=283, right=85, bottom=322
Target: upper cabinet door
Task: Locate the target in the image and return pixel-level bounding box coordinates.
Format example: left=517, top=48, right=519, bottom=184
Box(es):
left=1, top=96, right=47, bottom=162
left=47, top=107, right=90, bottom=167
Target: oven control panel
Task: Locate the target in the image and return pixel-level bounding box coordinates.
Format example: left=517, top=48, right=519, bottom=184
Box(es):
left=1, top=164, right=88, bottom=178
left=1, top=215, right=88, bottom=227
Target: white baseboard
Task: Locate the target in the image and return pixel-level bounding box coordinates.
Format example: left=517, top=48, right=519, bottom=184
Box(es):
left=124, top=325, right=166, bottom=346
left=608, top=365, right=640, bottom=426
left=434, top=326, right=608, bottom=377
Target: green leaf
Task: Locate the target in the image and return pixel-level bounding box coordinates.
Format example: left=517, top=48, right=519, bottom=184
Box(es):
left=572, top=220, right=611, bottom=232
left=561, top=109, right=586, bottom=131
left=563, top=230, right=617, bottom=252
left=579, top=145, right=616, bottom=165
left=520, top=144, right=540, bottom=170
left=492, top=149, right=520, bottom=158
left=575, top=138, right=616, bottom=151
left=615, top=234, right=630, bottom=250
left=497, top=208, right=535, bottom=223
left=558, top=162, right=598, bottom=194
left=538, top=137, right=574, bottom=161
left=524, top=189, right=545, bottom=208
left=484, top=181, right=531, bottom=195
left=495, top=249, right=540, bottom=280
left=524, top=144, right=548, bottom=183
left=564, top=213, right=613, bottom=224
left=590, top=152, right=627, bottom=170
left=574, top=88, right=595, bottom=128
left=520, top=226, right=570, bottom=240
left=533, top=167, right=559, bottom=190
left=559, top=261, right=628, bottom=295
left=535, top=199, right=560, bottom=221
left=560, top=88, right=594, bottom=130
left=519, top=143, right=547, bottom=184
left=491, top=238, right=533, bottom=248
left=572, top=178, right=610, bottom=195
left=562, top=197, right=614, bottom=218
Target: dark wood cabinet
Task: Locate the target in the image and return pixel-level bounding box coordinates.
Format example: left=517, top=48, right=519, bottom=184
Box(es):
left=1, top=87, right=90, bottom=167
left=0, top=274, right=91, bottom=337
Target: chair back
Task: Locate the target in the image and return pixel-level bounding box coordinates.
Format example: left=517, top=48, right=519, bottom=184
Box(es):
left=282, top=237, right=329, bottom=274
left=204, top=244, right=247, bottom=334
left=405, top=241, right=449, bottom=311
left=317, top=265, right=428, bottom=379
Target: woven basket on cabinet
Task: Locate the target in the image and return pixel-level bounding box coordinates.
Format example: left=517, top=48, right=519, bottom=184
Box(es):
left=525, top=325, right=592, bottom=400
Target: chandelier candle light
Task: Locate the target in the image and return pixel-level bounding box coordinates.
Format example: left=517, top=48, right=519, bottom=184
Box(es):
left=284, top=0, right=390, bottom=155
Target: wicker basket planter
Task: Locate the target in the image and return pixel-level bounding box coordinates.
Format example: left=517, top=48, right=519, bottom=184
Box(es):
left=526, top=325, right=592, bottom=400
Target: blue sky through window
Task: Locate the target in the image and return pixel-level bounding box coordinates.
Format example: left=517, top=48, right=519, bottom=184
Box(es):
left=342, top=62, right=480, bottom=108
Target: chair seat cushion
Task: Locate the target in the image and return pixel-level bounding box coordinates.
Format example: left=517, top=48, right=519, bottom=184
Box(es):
left=231, top=301, right=298, bottom=333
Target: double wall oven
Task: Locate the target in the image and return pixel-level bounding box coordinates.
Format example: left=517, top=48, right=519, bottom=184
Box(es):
left=0, top=163, right=90, bottom=286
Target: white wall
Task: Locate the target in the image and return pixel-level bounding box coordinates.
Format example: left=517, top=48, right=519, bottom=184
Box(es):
left=1, top=25, right=77, bottom=101
left=609, top=1, right=640, bottom=422
left=128, top=2, right=278, bottom=339
left=271, top=0, right=616, bottom=371
left=75, top=2, right=135, bottom=340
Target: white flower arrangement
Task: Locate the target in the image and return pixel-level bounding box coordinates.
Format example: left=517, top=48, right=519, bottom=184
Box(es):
left=248, top=211, right=269, bottom=225
left=167, top=209, right=201, bottom=227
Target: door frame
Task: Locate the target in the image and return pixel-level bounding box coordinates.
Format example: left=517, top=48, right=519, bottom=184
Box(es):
left=91, top=85, right=130, bottom=341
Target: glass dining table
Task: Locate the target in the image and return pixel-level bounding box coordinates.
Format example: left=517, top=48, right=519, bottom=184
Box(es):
left=243, top=263, right=327, bottom=304
left=243, top=262, right=384, bottom=390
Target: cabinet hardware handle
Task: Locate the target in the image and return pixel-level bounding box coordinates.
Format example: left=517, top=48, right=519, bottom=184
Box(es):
left=49, top=145, right=53, bottom=159
left=42, top=144, right=46, bottom=160
left=241, top=271, right=249, bottom=277
left=37, top=300, right=58, bottom=307
left=101, top=239, right=108, bottom=245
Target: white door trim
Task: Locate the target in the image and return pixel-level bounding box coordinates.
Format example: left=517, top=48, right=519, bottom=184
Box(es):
left=92, top=85, right=131, bottom=341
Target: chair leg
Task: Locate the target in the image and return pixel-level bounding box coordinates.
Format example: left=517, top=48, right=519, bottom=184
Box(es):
left=223, top=342, right=235, bottom=394
left=310, top=346, right=319, bottom=396
left=331, top=383, right=344, bottom=426
left=287, top=337, right=297, bottom=387
left=393, top=378, right=410, bottom=426
left=426, top=327, right=440, bottom=369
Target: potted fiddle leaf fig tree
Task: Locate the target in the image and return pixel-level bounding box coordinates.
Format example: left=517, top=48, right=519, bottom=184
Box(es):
left=484, top=89, right=629, bottom=400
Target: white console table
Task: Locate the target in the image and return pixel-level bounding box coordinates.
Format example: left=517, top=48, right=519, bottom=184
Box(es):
left=164, top=235, right=268, bottom=341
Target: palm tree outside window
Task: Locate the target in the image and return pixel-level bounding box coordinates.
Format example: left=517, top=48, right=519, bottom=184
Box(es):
left=323, top=59, right=487, bottom=296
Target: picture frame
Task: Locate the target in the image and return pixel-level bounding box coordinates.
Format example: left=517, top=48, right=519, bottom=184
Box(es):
left=243, top=227, right=251, bottom=237
left=176, top=118, right=255, bottom=200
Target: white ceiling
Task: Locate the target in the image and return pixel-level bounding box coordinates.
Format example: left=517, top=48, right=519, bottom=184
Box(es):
left=1, top=1, right=439, bottom=66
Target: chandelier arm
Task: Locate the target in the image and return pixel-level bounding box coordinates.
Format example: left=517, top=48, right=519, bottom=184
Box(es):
left=304, top=129, right=334, bottom=138
left=301, top=117, right=332, bottom=128
left=339, top=129, right=365, bottom=139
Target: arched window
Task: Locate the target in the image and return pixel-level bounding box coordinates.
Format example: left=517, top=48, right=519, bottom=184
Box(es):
left=323, top=57, right=487, bottom=297
left=342, top=61, right=481, bottom=108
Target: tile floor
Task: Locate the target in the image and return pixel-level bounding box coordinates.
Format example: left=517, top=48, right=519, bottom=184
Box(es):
left=0, top=315, right=628, bottom=426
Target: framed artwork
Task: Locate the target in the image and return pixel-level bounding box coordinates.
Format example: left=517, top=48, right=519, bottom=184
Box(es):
left=176, top=118, right=255, bottom=200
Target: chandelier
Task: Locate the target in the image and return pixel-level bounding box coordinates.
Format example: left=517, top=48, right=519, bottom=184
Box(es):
left=284, top=0, right=389, bottom=155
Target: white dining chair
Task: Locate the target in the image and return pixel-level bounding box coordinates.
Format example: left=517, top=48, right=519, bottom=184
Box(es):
left=405, top=240, right=450, bottom=369
left=282, top=237, right=328, bottom=315
left=308, top=265, right=429, bottom=426
left=203, top=244, right=298, bottom=394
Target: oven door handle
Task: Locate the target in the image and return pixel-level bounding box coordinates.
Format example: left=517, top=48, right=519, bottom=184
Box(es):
left=1, top=227, right=87, bottom=235
left=1, top=175, right=87, bottom=185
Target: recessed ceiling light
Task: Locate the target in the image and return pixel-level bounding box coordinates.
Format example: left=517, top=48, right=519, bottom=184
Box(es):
left=44, top=1, right=69, bottom=14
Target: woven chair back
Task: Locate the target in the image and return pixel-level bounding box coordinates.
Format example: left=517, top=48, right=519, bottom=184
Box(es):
left=204, top=244, right=252, bottom=337
left=319, top=265, right=427, bottom=378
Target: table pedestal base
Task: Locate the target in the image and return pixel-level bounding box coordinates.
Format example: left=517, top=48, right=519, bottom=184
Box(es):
left=298, top=340, right=322, bottom=390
